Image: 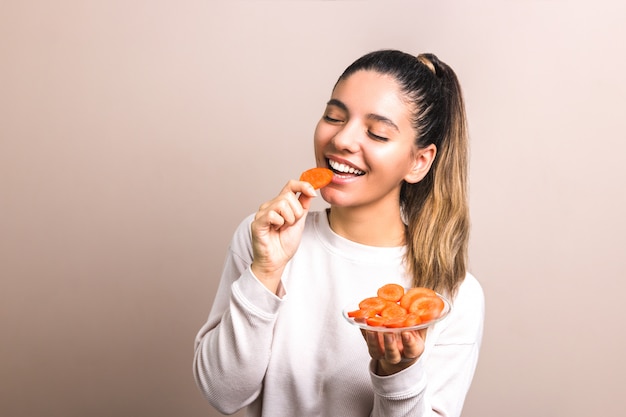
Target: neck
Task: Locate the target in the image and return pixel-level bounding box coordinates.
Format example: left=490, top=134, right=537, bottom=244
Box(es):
left=327, top=203, right=406, bottom=247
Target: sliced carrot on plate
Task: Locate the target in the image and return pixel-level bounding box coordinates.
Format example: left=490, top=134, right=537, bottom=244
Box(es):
left=385, top=316, right=411, bottom=328
left=347, top=308, right=377, bottom=320
left=380, top=303, right=408, bottom=319
left=399, top=287, right=437, bottom=310
left=358, top=296, right=389, bottom=314
left=346, top=283, right=446, bottom=330
left=402, top=312, right=423, bottom=327
left=365, top=316, right=387, bottom=327
left=377, top=283, right=405, bottom=302
left=408, top=295, right=445, bottom=322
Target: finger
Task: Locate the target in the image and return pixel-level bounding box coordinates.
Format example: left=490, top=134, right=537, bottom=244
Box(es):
left=383, top=332, right=403, bottom=364
left=280, top=180, right=317, bottom=209
left=399, top=331, right=423, bottom=360
left=258, top=210, right=285, bottom=231
left=258, top=200, right=272, bottom=212
left=253, top=181, right=316, bottom=236
left=272, top=197, right=298, bottom=226
left=260, top=180, right=315, bottom=214
left=258, top=190, right=299, bottom=220
left=280, top=179, right=317, bottom=197
left=284, top=190, right=309, bottom=220
left=364, top=331, right=384, bottom=360
left=276, top=182, right=315, bottom=218
left=297, top=183, right=317, bottom=210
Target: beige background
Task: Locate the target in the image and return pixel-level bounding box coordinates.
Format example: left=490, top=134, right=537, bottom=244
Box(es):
left=2, top=1, right=625, bottom=416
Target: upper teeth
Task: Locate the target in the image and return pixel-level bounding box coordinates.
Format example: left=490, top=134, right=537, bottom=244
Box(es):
left=329, top=159, right=364, bottom=175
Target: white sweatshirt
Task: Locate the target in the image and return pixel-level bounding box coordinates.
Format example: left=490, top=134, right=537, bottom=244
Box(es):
left=193, top=210, right=484, bottom=417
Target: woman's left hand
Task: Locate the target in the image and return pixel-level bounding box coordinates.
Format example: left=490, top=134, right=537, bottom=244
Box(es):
left=363, top=329, right=427, bottom=376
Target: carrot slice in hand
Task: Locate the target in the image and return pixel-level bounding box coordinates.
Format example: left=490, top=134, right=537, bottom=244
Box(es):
left=299, top=167, right=333, bottom=189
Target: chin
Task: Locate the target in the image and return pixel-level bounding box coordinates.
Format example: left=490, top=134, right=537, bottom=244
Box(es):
left=320, top=188, right=354, bottom=208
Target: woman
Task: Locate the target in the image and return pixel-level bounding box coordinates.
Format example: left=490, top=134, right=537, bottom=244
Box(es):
left=193, top=49, right=484, bottom=416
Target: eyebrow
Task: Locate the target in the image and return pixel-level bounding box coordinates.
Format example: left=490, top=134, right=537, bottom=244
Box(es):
left=326, top=98, right=400, bottom=133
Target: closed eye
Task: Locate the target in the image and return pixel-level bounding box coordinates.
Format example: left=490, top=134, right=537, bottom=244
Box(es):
left=323, top=115, right=344, bottom=123
left=368, top=131, right=388, bottom=141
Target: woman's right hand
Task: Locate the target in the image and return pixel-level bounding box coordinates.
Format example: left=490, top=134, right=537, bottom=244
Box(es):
left=250, top=180, right=318, bottom=294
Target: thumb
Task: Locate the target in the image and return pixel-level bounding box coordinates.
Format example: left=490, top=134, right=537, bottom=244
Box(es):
left=298, top=185, right=317, bottom=211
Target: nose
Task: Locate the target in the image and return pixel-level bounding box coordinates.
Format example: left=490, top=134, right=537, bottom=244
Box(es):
left=331, top=121, right=361, bottom=153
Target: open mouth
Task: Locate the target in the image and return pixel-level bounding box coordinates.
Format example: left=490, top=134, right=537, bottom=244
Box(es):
left=328, top=159, right=365, bottom=176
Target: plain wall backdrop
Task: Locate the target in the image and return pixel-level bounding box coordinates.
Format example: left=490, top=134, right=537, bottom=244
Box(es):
left=1, top=1, right=625, bottom=416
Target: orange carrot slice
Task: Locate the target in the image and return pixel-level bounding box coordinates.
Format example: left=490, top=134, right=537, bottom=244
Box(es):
left=377, top=283, right=405, bottom=302
left=399, top=287, right=437, bottom=310
left=385, top=316, right=410, bottom=328
left=299, top=167, right=333, bottom=189
left=402, top=312, right=423, bottom=327
left=380, top=303, right=408, bottom=319
left=365, top=316, right=387, bottom=327
left=408, top=295, right=445, bottom=322
left=358, top=297, right=389, bottom=314
left=347, top=308, right=377, bottom=321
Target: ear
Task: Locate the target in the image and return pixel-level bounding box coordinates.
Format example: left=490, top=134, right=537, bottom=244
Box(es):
left=404, top=144, right=437, bottom=184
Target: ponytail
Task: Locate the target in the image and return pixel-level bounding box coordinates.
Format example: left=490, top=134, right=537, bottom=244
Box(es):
left=402, top=53, right=469, bottom=297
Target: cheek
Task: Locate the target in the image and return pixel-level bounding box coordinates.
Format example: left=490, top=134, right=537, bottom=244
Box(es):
left=313, top=122, right=327, bottom=141
left=313, top=123, right=333, bottom=152
left=375, top=146, right=416, bottom=179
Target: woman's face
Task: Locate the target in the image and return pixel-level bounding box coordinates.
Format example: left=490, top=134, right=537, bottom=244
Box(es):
left=314, top=70, right=429, bottom=210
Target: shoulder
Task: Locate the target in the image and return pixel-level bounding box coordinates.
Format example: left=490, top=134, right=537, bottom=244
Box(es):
left=456, top=272, right=484, bottom=304
left=233, top=212, right=255, bottom=239
left=452, top=272, right=485, bottom=319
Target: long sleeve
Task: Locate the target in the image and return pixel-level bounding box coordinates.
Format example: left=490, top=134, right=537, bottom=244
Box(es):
left=192, top=215, right=282, bottom=415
